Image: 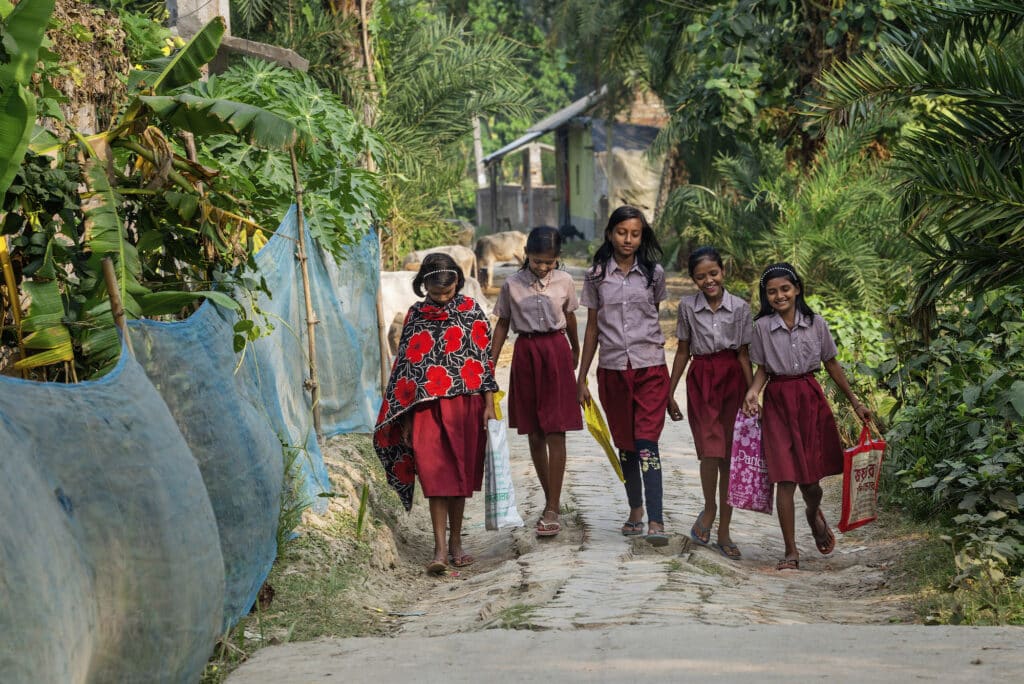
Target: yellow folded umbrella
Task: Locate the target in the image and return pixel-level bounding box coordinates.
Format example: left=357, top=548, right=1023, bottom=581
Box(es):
left=583, top=399, right=625, bottom=483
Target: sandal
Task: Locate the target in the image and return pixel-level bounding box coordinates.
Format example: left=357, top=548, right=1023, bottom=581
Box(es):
left=621, top=521, right=644, bottom=536
left=425, top=559, right=448, bottom=575
left=715, top=541, right=742, bottom=561
left=689, top=509, right=711, bottom=546
left=807, top=508, right=836, bottom=555
left=536, top=518, right=561, bottom=537
left=646, top=523, right=669, bottom=547
left=448, top=553, right=475, bottom=568
left=776, top=558, right=799, bottom=571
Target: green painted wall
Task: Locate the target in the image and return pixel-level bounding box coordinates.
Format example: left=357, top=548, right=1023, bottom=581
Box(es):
left=567, top=124, right=596, bottom=237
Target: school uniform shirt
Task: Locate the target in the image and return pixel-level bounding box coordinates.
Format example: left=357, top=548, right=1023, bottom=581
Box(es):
left=494, top=269, right=578, bottom=333
left=580, top=261, right=667, bottom=370
left=750, top=311, right=838, bottom=376
left=676, top=290, right=752, bottom=355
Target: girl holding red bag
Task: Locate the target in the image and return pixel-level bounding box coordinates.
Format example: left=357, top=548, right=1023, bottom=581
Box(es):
left=742, top=263, right=871, bottom=571
left=667, top=247, right=753, bottom=561
left=374, top=254, right=499, bottom=575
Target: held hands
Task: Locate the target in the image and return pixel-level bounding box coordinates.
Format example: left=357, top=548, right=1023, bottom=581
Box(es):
left=742, top=389, right=760, bottom=417
left=667, top=397, right=683, bottom=422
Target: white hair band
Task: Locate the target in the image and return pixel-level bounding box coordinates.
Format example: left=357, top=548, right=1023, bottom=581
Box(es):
left=760, top=266, right=799, bottom=286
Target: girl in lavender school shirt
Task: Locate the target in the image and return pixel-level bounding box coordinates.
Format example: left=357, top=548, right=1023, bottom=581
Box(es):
left=577, top=206, right=671, bottom=546
left=742, top=263, right=871, bottom=571
left=668, top=247, right=753, bottom=561
left=491, top=226, right=582, bottom=538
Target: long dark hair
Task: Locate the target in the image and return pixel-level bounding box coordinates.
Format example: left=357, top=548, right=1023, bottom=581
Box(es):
left=589, top=205, right=662, bottom=287
left=754, top=262, right=815, bottom=320
left=687, top=246, right=723, bottom=277
left=519, top=225, right=562, bottom=271
left=412, top=252, right=465, bottom=297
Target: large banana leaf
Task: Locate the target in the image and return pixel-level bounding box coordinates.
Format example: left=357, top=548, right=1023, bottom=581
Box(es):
left=134, top=18, right=226, bottom=95
left=140, top=94, right=301, bottom=151
left=0, top=0, right=55, bottom=197
left=13, top=279, right=73, bottom=370
left=0, top=0, right=55, bottom=86
left=137, top=290, right=239, bottom=315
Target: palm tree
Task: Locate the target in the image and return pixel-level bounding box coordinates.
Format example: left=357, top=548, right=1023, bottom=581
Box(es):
left=810, top=0, right=1024, bottom=322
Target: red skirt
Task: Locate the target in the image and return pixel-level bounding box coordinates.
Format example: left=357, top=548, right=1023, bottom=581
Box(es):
left=596, top=364, right=670, bottom=452
left=409, top=394, right=486, bottom=497
left=686, top=349, right=746, bottom=459
left=762, top=374, right=843, bottom=484
left=509, top=331, right=583, bottom=435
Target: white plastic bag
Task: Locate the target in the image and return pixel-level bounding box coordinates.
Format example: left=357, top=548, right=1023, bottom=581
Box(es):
left=484, top=418, right=524, bottom=530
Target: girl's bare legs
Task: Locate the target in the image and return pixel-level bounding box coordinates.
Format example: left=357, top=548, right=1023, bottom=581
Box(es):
left=716, top=458, right=734, bottom=545
left=447, top=496, right=468, bottom=560
left=428, top=497, right=451, bottom=565
left=697, top=458, right=719, bottom=535
left=775, top=482, right=798, bottom=562
left=527, top=432, right=550, bottom=504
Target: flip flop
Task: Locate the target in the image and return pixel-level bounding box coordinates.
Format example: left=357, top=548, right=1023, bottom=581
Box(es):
left=689, top=510, right=711, bottom=546
left=448, top=553, right=475, bottom=568
left=807, top=508, right=836, bottom=555
left=621, top=521, right=644, bottom=536
left=715, top=541, right=742, bottom=561
left=646, top=525, right=669, bottom=547
left=776, top=558, right=799, bottom=571
left=536, top=518, right=561, bottom=537
left=425, top=560, right=447, bottom=575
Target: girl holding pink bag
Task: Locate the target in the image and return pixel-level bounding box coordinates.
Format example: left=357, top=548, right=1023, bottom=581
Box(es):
left=742, top=263, right=871, bottom=571
left=667, top=247, right=753, bottom=561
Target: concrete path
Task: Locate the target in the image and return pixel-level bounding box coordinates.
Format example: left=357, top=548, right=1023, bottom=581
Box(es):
left=229, top=271, right=1024, bottom=682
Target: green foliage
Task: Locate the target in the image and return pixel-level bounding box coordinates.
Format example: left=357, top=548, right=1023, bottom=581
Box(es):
left=193, top=58, right=386, bottom=255
left=880, top=292, right=1024, bottom=586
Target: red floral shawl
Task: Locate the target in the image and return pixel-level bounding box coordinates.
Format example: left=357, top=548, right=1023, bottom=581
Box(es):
left=373, top=294, right=499, bottom=510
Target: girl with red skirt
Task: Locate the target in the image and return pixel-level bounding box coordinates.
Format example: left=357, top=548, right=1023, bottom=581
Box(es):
left=742, top=263, right=871, bottom=571
left=667, top=247, right=753, bottom=560
left=491, top=227, right=582, bottom=537
left=577, top=206, right=671, bottom=546
left=374, top=253, right=498, bottom=574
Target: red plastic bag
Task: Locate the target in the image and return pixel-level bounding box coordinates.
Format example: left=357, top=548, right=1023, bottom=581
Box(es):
left=728, top=411, right=773, bottom=514
left=839, top=425, right=886, bottom=533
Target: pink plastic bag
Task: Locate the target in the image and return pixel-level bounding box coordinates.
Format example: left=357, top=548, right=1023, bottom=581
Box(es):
left=727, top=411, right=773, bottom=514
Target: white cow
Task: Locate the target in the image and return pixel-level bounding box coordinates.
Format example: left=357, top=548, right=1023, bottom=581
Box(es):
left=379, top=271, right=491, bottom=357
left=475, top=230, right=527, bottom=289
left=402, top=245, right=477, bottom=280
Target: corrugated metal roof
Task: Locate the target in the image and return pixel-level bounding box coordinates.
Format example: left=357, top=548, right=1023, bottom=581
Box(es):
left=483, top=86, right=607, bottom=165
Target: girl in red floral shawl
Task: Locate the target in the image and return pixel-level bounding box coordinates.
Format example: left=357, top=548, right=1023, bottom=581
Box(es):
left=374, top=253, right=499, bottom=574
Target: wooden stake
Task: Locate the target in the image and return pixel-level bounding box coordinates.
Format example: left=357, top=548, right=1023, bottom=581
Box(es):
left=101, top=257, right=135, bottom=357
left=0, top=235, right=27, bottom=377
left=290, top=149, right=322, bottom=442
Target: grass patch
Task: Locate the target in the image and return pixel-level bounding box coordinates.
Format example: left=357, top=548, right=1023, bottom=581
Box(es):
left=663, top=558, right=683, bottom=572
left=492, top=603, right=539, bottom=630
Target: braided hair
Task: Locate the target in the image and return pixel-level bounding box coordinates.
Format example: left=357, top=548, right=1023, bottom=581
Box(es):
left=754, top=262, right=815, bottom=320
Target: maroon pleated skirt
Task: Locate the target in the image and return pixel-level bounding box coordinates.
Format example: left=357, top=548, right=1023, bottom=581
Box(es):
left=509, top=331, right=583, bottom=435
left=686, top=349, right=746, bottom=459
left=762, top=374, right=843, bottom=484
left=596, top=363, right=670, bottom=452
left=409, top=393, right=486, bottom=497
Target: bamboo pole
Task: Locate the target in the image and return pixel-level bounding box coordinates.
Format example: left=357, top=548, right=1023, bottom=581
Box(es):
left=289, top=149, right=322, bottom=442
left=0, top=235, right=27, bottom=378
left=101, top=257, right=135, bottom=357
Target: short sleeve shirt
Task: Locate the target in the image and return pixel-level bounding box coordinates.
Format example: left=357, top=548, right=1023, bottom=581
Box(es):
left=675, top=289, right=752, bottom=356
left=580, top=260, right=666, bottom=370
left=750, top=312, right=838, bottom=376
left=493, top=269, right=578, bottom=334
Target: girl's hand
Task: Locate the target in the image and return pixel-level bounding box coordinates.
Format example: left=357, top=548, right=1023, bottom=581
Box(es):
left=853, top=400, right=872, bottom=425
left=483, top=398, right=497, bottom=426
left=667, top=398, right=683, bottom=422
left=577, top=379, right=591, bottom=406
left=572, top=347, right=580, bottom=369
left=742, top=390, right=760, bottom=417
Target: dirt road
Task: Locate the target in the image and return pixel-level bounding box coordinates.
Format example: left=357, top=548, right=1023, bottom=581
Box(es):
left=228, top=265, right=1024, bottom=682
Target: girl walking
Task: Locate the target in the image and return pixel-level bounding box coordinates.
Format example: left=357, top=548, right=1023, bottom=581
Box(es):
left=742, top=262, right=871, bottom=570
left=667, top=247, right=753, bottom=560
left=374, top=253, right=498, bottom=574
left=576, top=206, right=671, bottom=546
left=491, top=226, right=582, bottom=537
